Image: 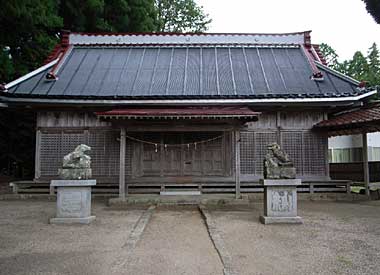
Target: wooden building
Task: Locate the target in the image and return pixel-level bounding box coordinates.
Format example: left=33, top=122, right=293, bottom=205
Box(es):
left=0, top=31, right=377, bottom=198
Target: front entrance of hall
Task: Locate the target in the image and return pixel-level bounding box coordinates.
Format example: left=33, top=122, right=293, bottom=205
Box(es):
left=95, top=106, right=260, bottom=199
left=131, top=132, right=231, bottom=178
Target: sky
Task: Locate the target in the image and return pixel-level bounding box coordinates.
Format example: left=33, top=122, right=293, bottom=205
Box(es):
left=196, top=0, right=380, bottom=61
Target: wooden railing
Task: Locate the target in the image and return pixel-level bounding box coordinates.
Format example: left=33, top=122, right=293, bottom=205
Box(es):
left=9, top=180, right=352, bottom=195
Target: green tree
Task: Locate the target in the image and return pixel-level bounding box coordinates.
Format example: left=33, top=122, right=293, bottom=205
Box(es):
left=362, top=0, right=380, bottom=24
left=367, top=43, right=380, bottom=86
left=59, top=0, right=107, bottom=32
left=126, top=0, right=157, bottom=32
left=347, top=51, right=369, bottom=81
left=59, top=0, right=157, bottom=32
left=319, top=43, right=340, bottom=69
left=155, top=0, right=211, bottom=32
left=320, top=42, right=380, bottom=87
left=0, top=0, right=62, bottom=83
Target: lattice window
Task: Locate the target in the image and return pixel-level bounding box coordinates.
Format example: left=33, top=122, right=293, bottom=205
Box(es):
left=39, top=131, right=85, bottom=177
left=40, top=133, right=61, bottom=176
left=280, top=131, right=304, bottom=175
left=240, top=132, right=255, bottom=174
left=303, top=131, right=326, bottom=175
left=88, top=130, right=120, bottom=177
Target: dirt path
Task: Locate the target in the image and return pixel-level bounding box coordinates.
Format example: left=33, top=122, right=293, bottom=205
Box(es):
left=124, top=205, right=224, bottom=275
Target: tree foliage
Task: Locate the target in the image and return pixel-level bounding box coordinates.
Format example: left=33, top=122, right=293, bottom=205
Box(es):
left=155, top=0, right=211, bottom=32
left=0, top=0, right=62, bottom=82
left=0, top=0, right=212, bottom=177
left=362, top=0, right=380, bottom=24
left=320, top=42, right=380, bottom=87
left=60, top=0, right=157, bottom=32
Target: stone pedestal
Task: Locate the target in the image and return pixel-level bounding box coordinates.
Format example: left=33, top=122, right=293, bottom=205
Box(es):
left=50, top=180, right=96, bottom=224
left=260, top=179, right=303, bottom=224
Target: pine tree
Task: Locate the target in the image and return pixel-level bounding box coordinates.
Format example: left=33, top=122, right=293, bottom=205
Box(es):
left=367, top=43, right=380, bottom=86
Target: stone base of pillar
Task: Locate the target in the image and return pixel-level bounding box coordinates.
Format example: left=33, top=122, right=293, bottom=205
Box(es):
left=50, top=216, right=96, bottom=225
left=259, top=215, right=303, bottom=224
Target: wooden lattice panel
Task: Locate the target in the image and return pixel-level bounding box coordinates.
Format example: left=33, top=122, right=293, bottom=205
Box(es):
left=88, top=130, right=120, bottom=177
left=40, top=133, right=62, bottom=176
left=280, top=131, right=304, bottom=174
left=240, top=132, right=255, bottom=174
left=39, top=132, right=85, bottom=176
left=303, top=131, right=327, bottom=175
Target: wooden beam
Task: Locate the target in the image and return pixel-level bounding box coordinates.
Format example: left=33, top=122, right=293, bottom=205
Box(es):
left=235, top=130, right=241, bottom=199
left=119, top=128, right=126, bottom=199
left=362, top=132, right=370, bottom=197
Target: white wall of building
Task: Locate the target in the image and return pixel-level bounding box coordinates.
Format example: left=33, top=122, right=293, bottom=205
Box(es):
left=328, top=132, right=380, bottom=162
left=329, top=132, right=380, bottom=148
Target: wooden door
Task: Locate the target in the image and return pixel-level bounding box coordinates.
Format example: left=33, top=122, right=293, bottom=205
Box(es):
left=135, top=132, right=228, bottom=177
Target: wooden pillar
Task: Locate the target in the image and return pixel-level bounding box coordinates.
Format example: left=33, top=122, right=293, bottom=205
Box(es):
left=362, top=132, right=370, bottom=197
left=234, top=130, right=241, bottom=199
left=34, top=129, right=41, bottom=179
left=119, top=128, right=126, bottom=199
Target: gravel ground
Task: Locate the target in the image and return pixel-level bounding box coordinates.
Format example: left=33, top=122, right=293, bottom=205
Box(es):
left=0, top=200, right=379, bottom=275
left=205, top=201, right=380, bottom=275
left=0, top=200, right=146, bottom=275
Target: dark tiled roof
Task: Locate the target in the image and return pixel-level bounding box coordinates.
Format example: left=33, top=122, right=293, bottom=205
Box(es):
left=4, top=46, right=360, bottom=99
left=314, top=103, right=380, bottom=136
left=1, top=31, right=366, bottom=101
left=316, top=104, right=380, bottom=128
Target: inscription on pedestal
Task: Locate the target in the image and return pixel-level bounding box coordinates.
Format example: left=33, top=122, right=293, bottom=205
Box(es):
left=61, top=191, right=82, bottom=214
left=271, top=190, right=293, bottom=212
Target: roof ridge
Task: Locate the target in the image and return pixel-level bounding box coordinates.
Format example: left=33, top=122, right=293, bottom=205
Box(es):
left=69, top=30, right=312, bottom=37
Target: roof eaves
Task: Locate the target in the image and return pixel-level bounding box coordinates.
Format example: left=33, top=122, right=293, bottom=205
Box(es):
left=4, top=59, right=59, bottom=91
left=315, top=61, right=360, bottom=86
left=1, top=89, right=376, bottom=104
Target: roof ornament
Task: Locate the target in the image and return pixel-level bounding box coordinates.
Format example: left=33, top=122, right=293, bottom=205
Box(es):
left=358, top=81, right=367, bottom=90
left=311, top=72, right=324, bottom=81
left=45, top=72, right=58, bottom=81
left=0, top=83, right=8, bottom=92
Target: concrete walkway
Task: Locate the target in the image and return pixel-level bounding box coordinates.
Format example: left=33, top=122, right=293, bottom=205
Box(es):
left=120, top=205, right=223, bottom=275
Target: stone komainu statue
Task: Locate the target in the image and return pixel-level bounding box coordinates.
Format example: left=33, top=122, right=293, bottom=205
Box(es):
left=263, top=143, right=296, bottom=179
left=58, top=144, right=92, bottom=180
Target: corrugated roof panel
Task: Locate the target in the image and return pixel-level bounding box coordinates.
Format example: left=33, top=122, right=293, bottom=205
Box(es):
left=150, top=48, right=171, bottom=95
left=168, top=48, right=186, bottom=95
left=120, top=48, right=144, bottom=96
left=258, top=48, right=286, bottom=93
left=132, top=48, right=157, bottom=95
left=286, top=48, right=320, bottom=94
left=48, top=49, right=87, bottom=95
left=244, top=48, right=270, bottom=94
left=12, top=70, right=45, bottom=94
left=185, top=48, right=201, bottom=95
left=216, top=48, right=234, bottom=95
left=202, top=48, right=218, bottom=95
left=274, top=48, right=304, bottom=94
left=81, top=49, right=114, bottom=96
left=324, top=70, right=357, bottom=93
left=230, top=48, right=252, bottom=95
left=4, top=45, right=362, bottom=100
left=65, top=49, right=100, bottom=95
